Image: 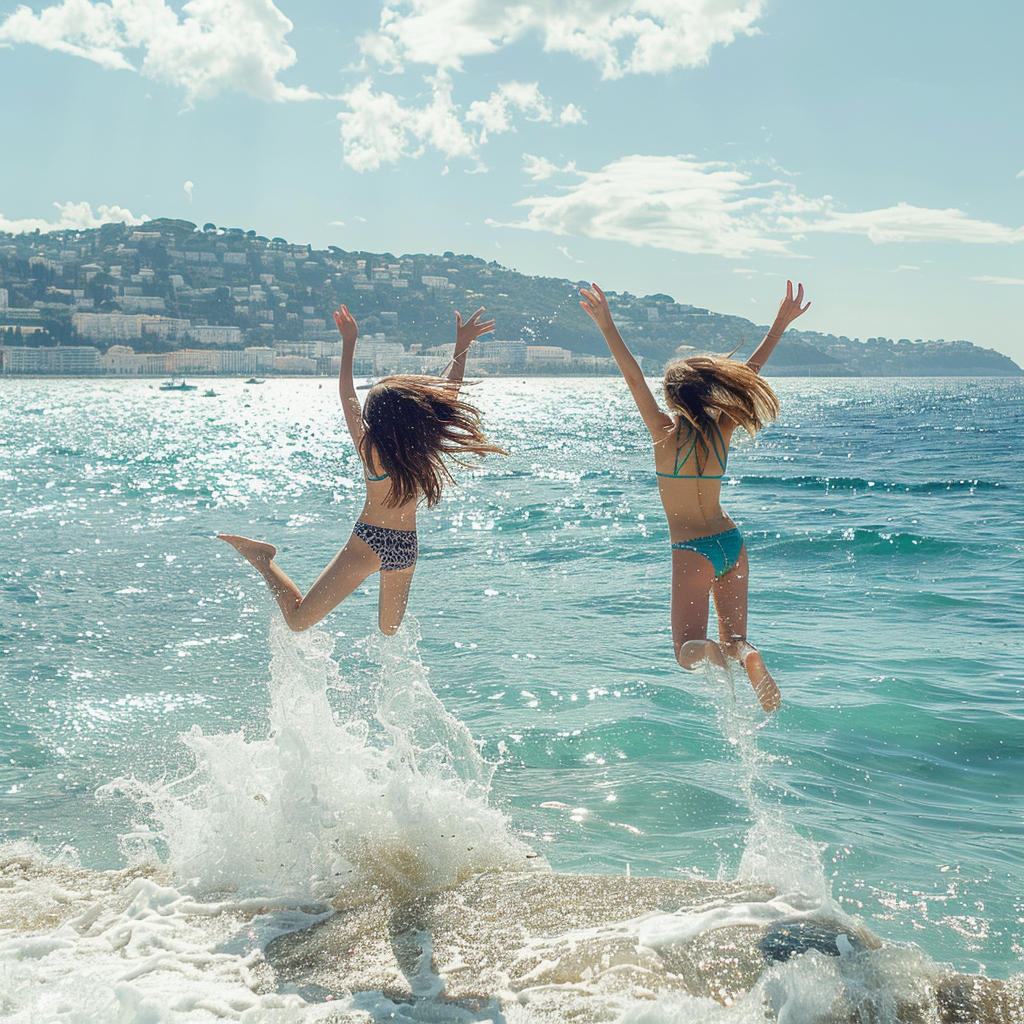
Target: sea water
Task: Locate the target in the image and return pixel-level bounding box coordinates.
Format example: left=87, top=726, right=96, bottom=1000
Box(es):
left=0, top=375, right=1021, bottom=1020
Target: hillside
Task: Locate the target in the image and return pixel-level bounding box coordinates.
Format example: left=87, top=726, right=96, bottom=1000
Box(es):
left=1, top=218, right=1019, bottom=377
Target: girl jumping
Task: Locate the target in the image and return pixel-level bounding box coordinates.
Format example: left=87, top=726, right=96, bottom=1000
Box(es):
left=219, top=304, right=502, bottom=634
left=579, top=282, right=810, bottom=712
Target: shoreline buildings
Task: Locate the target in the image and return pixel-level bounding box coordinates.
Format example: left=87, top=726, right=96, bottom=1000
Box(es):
left=0, top=336, right=622, bottom=377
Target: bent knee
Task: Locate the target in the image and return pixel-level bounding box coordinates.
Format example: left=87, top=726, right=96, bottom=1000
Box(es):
left=284, top=603, right=316, bottom=633
left=677, top=638, right=727, bottom=670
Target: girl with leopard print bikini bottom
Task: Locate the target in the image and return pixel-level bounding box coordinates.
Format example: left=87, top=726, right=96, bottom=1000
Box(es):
left=219, top=304, right=503, bottom=635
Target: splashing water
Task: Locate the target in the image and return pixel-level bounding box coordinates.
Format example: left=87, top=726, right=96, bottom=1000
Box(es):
left=101, top=617, right=534, bottom=899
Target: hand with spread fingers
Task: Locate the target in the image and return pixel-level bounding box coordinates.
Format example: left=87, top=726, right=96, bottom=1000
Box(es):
left=455, top=306, right=495, bottom=349
left=771, top=281, right=811, bottom=334
left=578, top=283, right=616, bottom=335
left=333, top=304, right=358, bottom=347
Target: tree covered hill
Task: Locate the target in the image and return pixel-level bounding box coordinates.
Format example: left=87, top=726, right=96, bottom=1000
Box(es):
left=1, top=218, right=1019, bottom=377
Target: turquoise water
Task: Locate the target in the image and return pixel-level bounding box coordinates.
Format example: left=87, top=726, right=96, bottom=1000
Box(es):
left=1, top=376, right=1022, bottom=995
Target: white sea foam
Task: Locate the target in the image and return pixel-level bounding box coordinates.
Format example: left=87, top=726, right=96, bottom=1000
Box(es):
left=99, top=617, right=534, bottom=900
left=0, top=848, right=334, bottom=1023
left=0, top=618, right=538, bottom=1021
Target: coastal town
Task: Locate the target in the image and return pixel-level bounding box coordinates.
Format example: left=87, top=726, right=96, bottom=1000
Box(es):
left=1, top=218, right=1019, bottom=377
left=0, top=218, right=622, bottom=378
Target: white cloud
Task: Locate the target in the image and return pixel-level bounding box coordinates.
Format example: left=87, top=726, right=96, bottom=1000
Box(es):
left=0, top=200, right=147, bottom=234
left=339, top=75, right=569, bottom=171
left=497, top=154, right=798, bottom=258
left=522, top=153, right=576, bottom=181
left=894, top=264, right=919, bottom=272
left=337, top=79, right=423, bottom=172
left=787, top=202, right=1024, bottom=245
left=465, top=81, right=552, bottom=143
left=183, top=180, right=194, bottom=202
left=362, top=0, right=766, bottom=78
left=346, top=0, right=747, bottom=169
left=495, top=154, right=1024, bottom=258
left=1017, top=169, right=1024, bottom=179
left=556, top=244, right=583, bottom=263
left=0, top=0, right=319, bottom=104
left=338, top=72, right=475, bottom=172
left=558, top=102, right=585, bottom=125
left=971, top=275, right=1024, bottom=285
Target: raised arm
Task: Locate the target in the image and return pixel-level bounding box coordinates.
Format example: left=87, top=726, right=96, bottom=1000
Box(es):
left=441, top=306, right=495, bottom=389
left=746, top=281, right=811, bottom=374
left=333, top=305, right=364, bottom=449
left=580, top=284, right=672, bottom=436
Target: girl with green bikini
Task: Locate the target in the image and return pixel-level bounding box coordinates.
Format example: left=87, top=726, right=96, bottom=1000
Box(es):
left=579, top=281, right=810, bottom=712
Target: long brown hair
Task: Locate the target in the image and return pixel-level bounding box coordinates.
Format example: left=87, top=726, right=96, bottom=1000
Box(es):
left=662, top=356, right=779, bottom=473
left=360, top=375, right=506, bottom=508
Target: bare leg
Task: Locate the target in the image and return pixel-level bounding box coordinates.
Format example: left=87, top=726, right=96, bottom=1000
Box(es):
left=711, top=546, right=781, bottom=713
left=378, top=564, right=416, bottom=635
left=218, top=533, right=381, bottom=632
left=670, top=548, right=728, bottom=671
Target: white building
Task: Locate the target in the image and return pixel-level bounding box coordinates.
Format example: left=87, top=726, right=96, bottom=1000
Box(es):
left=219, top=350, right=247, bottom=373
left=471, top=339, right=527, bottom=370
left=274, top=355, right=317, bottom=374
left=245, top=347, right=276, bottom=372
left=74, top=312, right=190, bottom=342
left=0, top=288, right=7, bottom=309
left=74, top=312, right=144, bottom=342
left=172, top=349, right=222, bottom=373
left=2, top=345, right=101, bottom=374
left=144, top=353, right=172, bottom=375
left=142, top=317, right=191, bottom=340
left=526, top=345, right=573, bottom=366
left=191, top=325, right=242, bottom=346
left=119, top=295, right=166, bottom=313
left=104, top=345, right=146, bottom=375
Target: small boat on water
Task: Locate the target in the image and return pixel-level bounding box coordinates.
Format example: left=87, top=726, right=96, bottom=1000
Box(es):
left=159, top=378, right=197, bottom=392
left=244, top=377, right=265, bottom=385
left=203, top=389, right=218, bottom=397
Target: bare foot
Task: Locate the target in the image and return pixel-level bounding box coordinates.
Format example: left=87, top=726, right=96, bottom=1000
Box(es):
left=217, top=534, right=277, bottom=570
left=739, top=645, right=781, bottom=713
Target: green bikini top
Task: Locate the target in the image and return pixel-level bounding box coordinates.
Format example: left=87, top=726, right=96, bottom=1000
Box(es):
left=656, top=421, right=728, bottom=479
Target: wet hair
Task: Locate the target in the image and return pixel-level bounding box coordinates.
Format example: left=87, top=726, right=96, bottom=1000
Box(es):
left=360, top=375, right=506, bottom=508
left=662, top=356, right=780, bottom=473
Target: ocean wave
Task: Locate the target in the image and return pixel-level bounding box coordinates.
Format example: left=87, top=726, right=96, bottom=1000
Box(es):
left=757, top=526, right=953, bottom=557
left=738, top=475, right=1002, bottom=494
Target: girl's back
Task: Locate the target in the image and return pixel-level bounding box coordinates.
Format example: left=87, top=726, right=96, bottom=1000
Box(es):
left=653, top=416, right=739, bottom=541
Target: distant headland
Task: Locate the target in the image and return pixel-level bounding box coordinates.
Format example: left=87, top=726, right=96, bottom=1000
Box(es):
left=1, top=218, right=1020, bottom=377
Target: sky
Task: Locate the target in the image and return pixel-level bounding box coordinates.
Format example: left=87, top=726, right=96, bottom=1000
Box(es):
left=1, top=0, right=1021, bottom=361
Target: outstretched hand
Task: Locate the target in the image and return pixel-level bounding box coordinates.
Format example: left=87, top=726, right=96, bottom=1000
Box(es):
left=772, top=281, right=810, bottom=333
left=579, top=283, right=615, bottom=333
left=333, top=304, right=358, bottom=346
left=456, top=307, right=495, bottom=348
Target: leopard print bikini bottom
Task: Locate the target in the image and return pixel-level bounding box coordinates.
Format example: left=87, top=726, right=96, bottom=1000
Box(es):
left=352, top=520, right=418, bottom=572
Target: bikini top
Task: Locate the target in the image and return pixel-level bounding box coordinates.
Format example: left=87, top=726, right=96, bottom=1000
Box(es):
left=365, top=468, right=389, bottom=482
left=656, top=421, right=728, bottom=479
